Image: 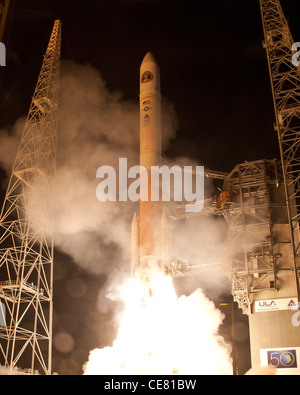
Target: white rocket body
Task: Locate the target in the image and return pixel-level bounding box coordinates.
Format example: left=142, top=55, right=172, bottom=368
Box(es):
left=131, top=52, right=170, bottom=276
left=139, top=52, right=161, bottom=170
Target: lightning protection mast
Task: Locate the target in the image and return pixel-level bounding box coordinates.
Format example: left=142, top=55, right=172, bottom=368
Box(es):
left=260, top=0, right=300, bottom=302
left=0, top=19, right=61, bottom=375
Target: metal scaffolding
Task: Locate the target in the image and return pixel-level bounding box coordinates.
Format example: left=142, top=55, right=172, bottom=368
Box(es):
left=260, top=0, right=300, bottom=302
left=0, top=20, right=61, bottom=374
left=222, top=160, right=285, bottom=314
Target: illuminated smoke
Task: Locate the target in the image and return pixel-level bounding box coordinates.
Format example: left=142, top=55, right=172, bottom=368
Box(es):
left=0, top=61, right=233, bottom=374
left=83, top=274, right=232, bottom=375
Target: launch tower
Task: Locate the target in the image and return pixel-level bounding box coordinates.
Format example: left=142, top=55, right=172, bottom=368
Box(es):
left=0, top=20, right=61, bottom=375
left=221, top=0, right=300, bottom=373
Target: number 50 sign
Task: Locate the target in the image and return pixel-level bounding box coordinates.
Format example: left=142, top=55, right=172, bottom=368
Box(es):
left=260, top=348, right=299, bottom=370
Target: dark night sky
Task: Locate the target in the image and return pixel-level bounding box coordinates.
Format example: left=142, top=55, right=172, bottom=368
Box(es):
left=0, top=0, right=300, bottom=375
left=1, top=0, right=299, bottom=172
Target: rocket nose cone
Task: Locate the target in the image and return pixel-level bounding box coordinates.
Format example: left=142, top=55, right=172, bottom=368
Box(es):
left=141, top=52, right=158, bottom=65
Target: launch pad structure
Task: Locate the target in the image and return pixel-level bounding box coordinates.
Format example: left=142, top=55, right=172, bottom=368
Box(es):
left=0, top=20, right=61, bottom=375
left=224, top=0, right=300, bottom=373
left=171, top=0, right=300, bottom=373
left=170, top=0, right=300, bottom=374
left=0, top=0, right=299, bottom=375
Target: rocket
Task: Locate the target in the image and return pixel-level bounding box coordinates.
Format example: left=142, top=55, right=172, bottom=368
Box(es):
left=131, top=52, right=170, bottom=277
left=139, top=52, right=162, bottom=262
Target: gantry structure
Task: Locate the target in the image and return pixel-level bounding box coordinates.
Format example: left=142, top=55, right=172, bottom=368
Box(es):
left=260, top=0, right=300, bottom=302
left=224, top=0, right=300, bottom=313
left=0, top=20, right=61, bottom=374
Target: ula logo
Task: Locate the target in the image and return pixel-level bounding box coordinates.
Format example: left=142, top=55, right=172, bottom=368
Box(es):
left=0, top=42, right=5, bottom=66
left=259, top=301, right=276, bottom=307
left=96, top=158, right=204, bottom=213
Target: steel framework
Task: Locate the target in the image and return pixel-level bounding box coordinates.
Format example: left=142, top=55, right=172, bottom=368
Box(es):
left=222, top=160, right=285, bottom=314
left=0, top=20, right=61, bottom=374
left=260, top=0, right=300, bottom=301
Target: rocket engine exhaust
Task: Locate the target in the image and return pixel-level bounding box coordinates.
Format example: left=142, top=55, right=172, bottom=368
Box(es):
left=83, top=53, right=233, bottom=376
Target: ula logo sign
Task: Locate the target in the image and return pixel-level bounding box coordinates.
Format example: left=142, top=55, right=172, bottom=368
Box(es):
left=259, top=301, right=276, bottom=308
left=96, top=158, right=204, bottom=213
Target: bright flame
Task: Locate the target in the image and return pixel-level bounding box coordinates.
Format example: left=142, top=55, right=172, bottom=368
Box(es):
left=83, top=273, right=232, bottom=375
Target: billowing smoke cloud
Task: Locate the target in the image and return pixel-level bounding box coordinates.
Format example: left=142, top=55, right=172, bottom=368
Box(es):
left=0, top=60, right=234, bottom=374
left=50, top=62, right=136, bottom=275
left=0, top=61, right=224, bottom=283
left=50, top=60, right=179, bottom=277
left=0, top=366, right=30, bottom=375
left=172, top=215, right=230, bottom=297
left=0, top=116, right=24, bottom=173
left=0, top=60, right=179, bottom=277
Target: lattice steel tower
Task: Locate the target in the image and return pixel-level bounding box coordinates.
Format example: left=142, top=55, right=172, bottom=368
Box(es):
left=220, top=0, right=300, bottom=373
left=0, top=19, right=61, bottom=374
left=260, top=0, right=300, bottom=301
